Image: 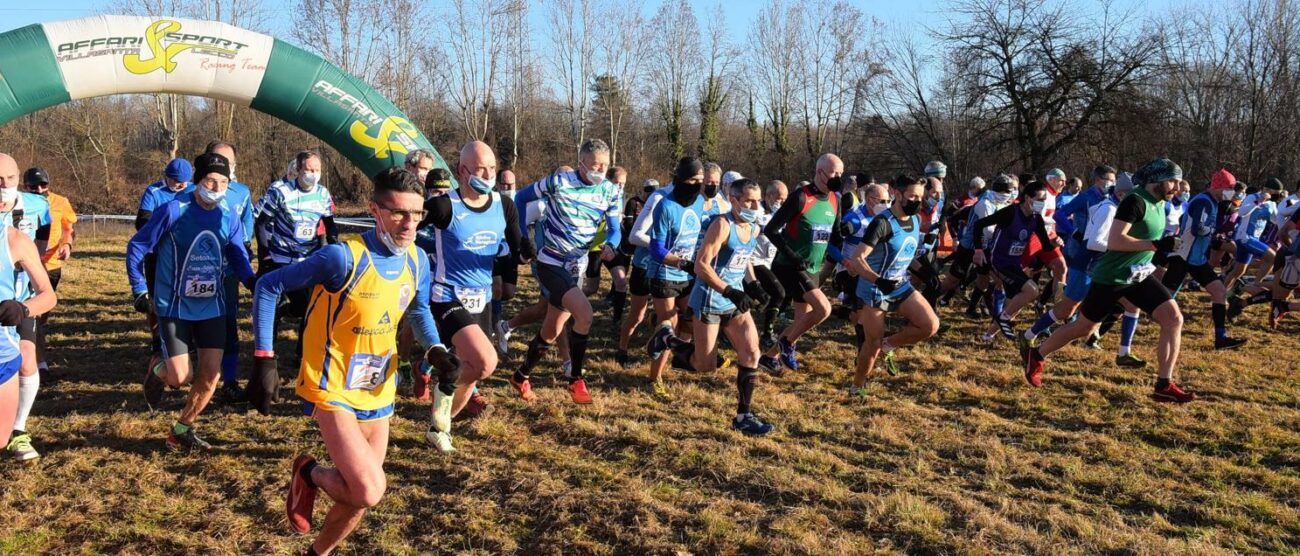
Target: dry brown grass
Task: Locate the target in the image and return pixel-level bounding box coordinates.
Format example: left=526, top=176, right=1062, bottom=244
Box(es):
left=1, top=232, right=1298, bottom=555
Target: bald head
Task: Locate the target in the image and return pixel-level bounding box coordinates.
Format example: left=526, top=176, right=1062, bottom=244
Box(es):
left=0, top=154, right=19, bottom=190
left=497, top=169, right=517, bottom=193
left=814, top=153, right=844, bottom=193
left=458, top=141, right=497, bottom=192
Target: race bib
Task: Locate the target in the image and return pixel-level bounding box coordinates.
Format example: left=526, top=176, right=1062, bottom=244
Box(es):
left=811, top=224, right=832, bottom=244
left=1009, top=242, right=1026, bottom=256
left=563, top=257, right=586, bottom=279
left=183, top=277, right=218, bottom=298
left=457, top=286, right=488, bottom=315
left=1129, top=262, right=1156, bottom=284
left=883, top=267, right=907, bottom=281
left=345, top=353, right=389, bottom=391
left=294, top=222, right=317, bottom=241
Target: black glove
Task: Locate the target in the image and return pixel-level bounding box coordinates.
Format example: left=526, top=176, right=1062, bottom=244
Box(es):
left=875, top=277, right=900, bottom=295
left=426, top=344, right=461, bottom=377
left=722, top=286, right=752, bottom=312
left=517, top=237, right=536, bottom=263
left=743, top=280, right=769, bottom=308
left=618, top=239, right=636, bottom=256
left=133, top=292, right=153, bottom=315
left=0, top=300, right=27, bottom=326
left=792, top=258, right=809, bottom=272
left=924, top=231, right=939, bottom=246
left=679, top=260, right=695, bottom=276
left=247, top=355, right=279, bottom=416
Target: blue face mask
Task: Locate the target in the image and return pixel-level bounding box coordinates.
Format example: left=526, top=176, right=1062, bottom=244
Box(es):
left=468, top=175, right=495, bottom=194
left=1177, top=192, right=1190, bottom=204
left=737, top=207, right=759, bottom=223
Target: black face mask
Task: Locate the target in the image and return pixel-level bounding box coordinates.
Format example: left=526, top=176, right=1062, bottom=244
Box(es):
left=704, top=184, right=719, bottom=198
left=642, top=186, right=655, bottom=194
left=824, top=176, right=843, bottom=193
left=901, top=199, right=922, bottom=216
left=673, top=182, right=701, bottom=204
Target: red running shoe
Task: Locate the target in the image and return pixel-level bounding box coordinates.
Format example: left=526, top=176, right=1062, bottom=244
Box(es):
left=412, top=364, right=431, bottom=402
left=568, top=379, right=593, bottom=404
left=454, top=391, right=489, bottom=422
left=509, top=376, right=537, bottom=401
left=1023, top=347, right=1045, bottom=388
left=287, top=454, right=318, bottom=534
left=1152, top=382, right=1197, bottom=403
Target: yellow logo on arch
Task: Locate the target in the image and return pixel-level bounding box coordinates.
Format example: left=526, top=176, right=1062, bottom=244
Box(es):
left=123, top=20, right=196, bottom=74
left=350, top=117, right=419, bottom=159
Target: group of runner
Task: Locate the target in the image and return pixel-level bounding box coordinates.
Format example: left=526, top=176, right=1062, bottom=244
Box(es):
left=1, top=139, right=1295, bottom=555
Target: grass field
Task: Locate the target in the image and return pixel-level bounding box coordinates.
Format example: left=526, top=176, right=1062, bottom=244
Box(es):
left=1, top=231, right=1298, bottom=555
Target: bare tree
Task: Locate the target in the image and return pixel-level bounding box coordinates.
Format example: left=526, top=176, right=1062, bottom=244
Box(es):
left=440, top=0, right=519, bottom=141
left=796, top=0, right=868, bottom=159
left=650, top=0, right=700, bottom=161
left=697, top=3, right=738, bottom=162
left=747, top=0, right=801, bottom=174
left=545, top=0, right=598, bottom=152
left=593, top=0, right=650, bottom=165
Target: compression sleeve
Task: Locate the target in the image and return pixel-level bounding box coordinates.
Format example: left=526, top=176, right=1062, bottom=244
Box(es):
left=126, top=203, right=177, bottom=295
left=860, top=215, right=893, bottom=249
left=514, top=184, right=540, bottom=232
left=421, top=195, right=454, bottom=230
left=500, top=197, right=533, bottom=261
left=630, top=190, right=663, bottom=247
left=762, top=188, right=804, bottom=262
left=252, top=243, right=351, bottom=353
left=407, top=251, right=442, bottom=349
left=224, top=213, right=256, bottom=287
left=973, top=206, right=1013, bottom=248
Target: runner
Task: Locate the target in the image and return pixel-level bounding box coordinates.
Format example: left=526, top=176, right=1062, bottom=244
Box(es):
left=1159, top=173, right=1248, bottom=348
left=418, top=141, right=530, bottom=452
left=0, top=154, right=57, bottom=460
left=509, top=139, right=623, bottom=403
left=0, top=163, right=50, bottom=462
left=24, top=167, right=75, bottom=379
left=255, top=150, right=338, bottom=370
left=613, top=178, right=658, bottom=366
left=136, top=158, right=194, bottom=230
left=845, top=175, right=938, bottom=394
left=1023, top=166, right=1114, bottom=345
left=259, top=167, right=446, bottom=555
left=598, top=166, right=632, bottom=322
left=126, top=152, right=256, bottom=448
left=1153, top=179, right=1191, bottom=282
left=490, top=169, right=519, bottom=329
left=752, top=180, right=788, bottom=348
left=1023, top=158, right=1196, bottom=403
left=1265, top=207, right=1300, bottom=327
left=937, top=175, right=1018, bottom=317
left=972, top=180, right=1058, bottom=341
left=647, top=178, right=774, bottom=435
left=204, top=141, right=255, bottom=405
left=640, top=157, right=709, bottom=398
left=830, top=182, right=890, bottom=349
left=758, top=153, right=845, bottom=375
left=914, top=162, right=948, bottom=302
left=1223, top=179, right=1278, bottom=290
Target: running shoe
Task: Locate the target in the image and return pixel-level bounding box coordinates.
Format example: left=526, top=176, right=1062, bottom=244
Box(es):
left=1023, top=347, right=1045, bottom=387
left=144, top=353, right=166, bottom=411
left=759, top=334, right=776, bottom=352
left=759, top=355, right=783, bottom=377
left=1152, top=382, right=1197, bottom=403
left=882, top=351, right=900, bottom=376
left=777, top=337, right=799, bottom=371
left=846, top=384, right=870, bottom=400
left=568, top=379, right=594, bottom=404
left=647, top=323, right=673, bottom=359
left=995, top=315, right=1016, bottom=339
left=286, top=454, right=318, bottom=534
left=412, top=362, right=431, bottom=401
left=1083, top=334, right=1102, bottom=350
left=509, top=376, right=538, bottom=401
left=560, top=360, right=573, bottom=379
left=432, top=388, right=453, bottom=434
left=732, top=413, right=774, bottom=436
left=166, top=426, right=212, bottom=451
left=979, top=331, right=998, bottom=344
left=717, top=353, right=732, bottom=370
left=5, top=431, right=39, bottom=462
left=651, top=379, right=673, bottom=400
left=1270, top=302, right=1290, bottom=329
left=1114, top=353, right=1147, bottom=368
left=1214, top=336, right=1248, bottom=350
left=1227, top=296, right=1245, bottom=322
left=218, top=383, right=246, bottom=405
left=454, top=391, right=489, bottom=422
left=425, top=429, right=456, bottom=453
left=494, top=320, right=512, bottom=355
left=615, top=349, right=630, bottom=367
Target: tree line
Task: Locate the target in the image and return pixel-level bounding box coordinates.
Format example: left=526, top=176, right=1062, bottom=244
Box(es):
left=2, top=0, right=1297, bottom=213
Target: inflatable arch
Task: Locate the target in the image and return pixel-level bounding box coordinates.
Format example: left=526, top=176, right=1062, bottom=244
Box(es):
left=0, top=15, right=448, bottom=177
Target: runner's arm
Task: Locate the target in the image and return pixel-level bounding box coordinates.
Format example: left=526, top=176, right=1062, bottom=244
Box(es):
left=629, top=191, right=662, bottom=247
left=10, top=227, right=55, bottom=317
left=1108, top=194, right=1157, bottom=252
left=252, top=243, right=352, bottom=355
left=406, top=253, right=443, bottom=349
left=321, top=216, right=339, bottom=245
left=603, top=190, right=624, bottom=249
left=419, top=195, right=454, bottom=230
left=848, top=216, right=891, bottom=282
left=514, top=183, right=540, bottom=232
left=34, top=221, right=50, bottom=257
left=500, top=197, right=533, bottom=262
left=972, top=206, right=1013, bottom=249
left=693, top=217, right=731, bottom=293
left=1187, top=199, right=1215, bottom=237
left=125, top=204, right=177, bottom=295
left=225, top=213, right=256, bottom=288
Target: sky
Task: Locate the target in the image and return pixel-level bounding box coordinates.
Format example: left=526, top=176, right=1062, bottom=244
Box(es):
left=1, top=0, right=1184, bottom=53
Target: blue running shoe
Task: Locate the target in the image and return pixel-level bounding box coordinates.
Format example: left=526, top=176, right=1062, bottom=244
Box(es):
left=777, top=337, right=798, bottom=371
left=759, top=355, right=783, bottom=376
left=733, top=413, right=775, bottom=436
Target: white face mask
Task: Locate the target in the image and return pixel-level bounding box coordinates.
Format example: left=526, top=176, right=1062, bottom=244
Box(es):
left=0, top=187, right=17, bottom=205
left=417, top=169, right=430, bottom=183
left=197, top=186, right=226, bottom=204
left=1031, top=200, right=1047, bottom=215
left=1223, top=190, right=1237, bottom=201
left=376, top=221, right=404, bottom=254
left=873, top=202, right=891, bottom=216
left=585, top=168, right=607, bottom=185
left=228, top=164, right=238, bottom=182
left=990, top=191, right=1014, bottom=205
left=298, top=172, right=321, bottom=191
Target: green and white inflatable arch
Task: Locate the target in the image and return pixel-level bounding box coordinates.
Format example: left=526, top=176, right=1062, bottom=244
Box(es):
left=0, top=15, right=447, bottom=176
